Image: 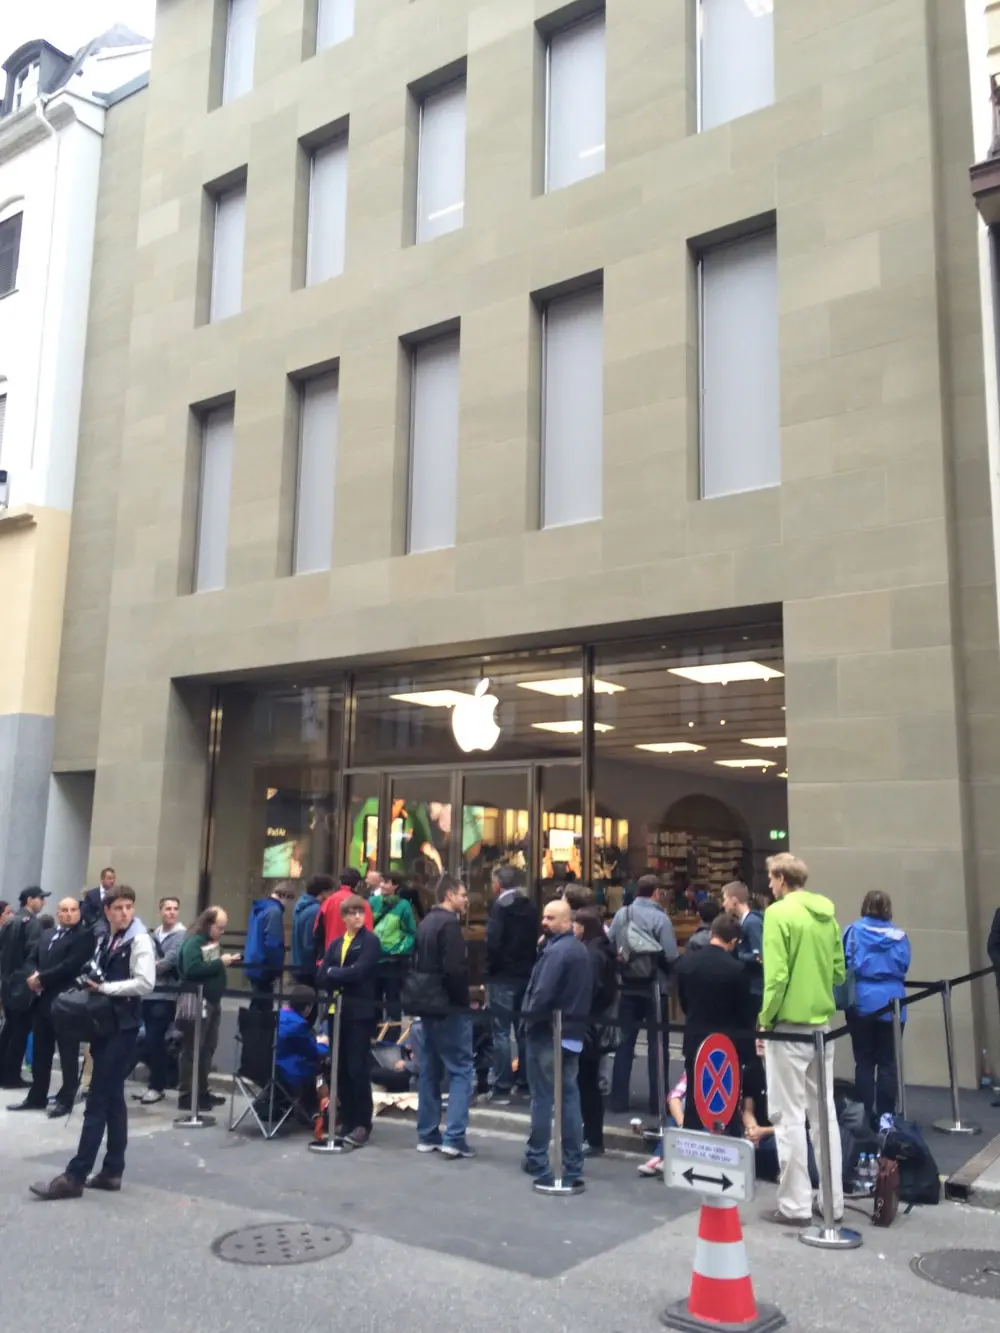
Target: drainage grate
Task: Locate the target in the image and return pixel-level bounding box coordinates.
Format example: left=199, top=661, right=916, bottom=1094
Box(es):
left=911, top=1250, right=1000, bottom=1300
left=212, top=1222, right=351, bottom=1267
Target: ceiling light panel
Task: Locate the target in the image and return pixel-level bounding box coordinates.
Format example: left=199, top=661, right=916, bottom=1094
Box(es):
left=518, top=677, right=624, bottom=697
left=715, top=758, right=776, bottom=769
left=533, top=720, right=613, bottom=735
left=668, top=662, right=784, bottom=686
left=741, top=736, right=787, bottom=748
left=635, top=742, right=706, bottom=754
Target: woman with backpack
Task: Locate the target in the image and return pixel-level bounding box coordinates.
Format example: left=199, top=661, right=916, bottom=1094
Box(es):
left=573, top=908, right=618, bottom=1157
left=844, top=891, right=911, bottom=1131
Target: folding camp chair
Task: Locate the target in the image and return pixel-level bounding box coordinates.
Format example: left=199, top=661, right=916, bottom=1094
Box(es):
left=228, top=1007, right=310, bottom=1139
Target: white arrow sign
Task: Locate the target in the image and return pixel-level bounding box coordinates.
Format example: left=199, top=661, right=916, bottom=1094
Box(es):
left=663, top=1128, right=755, bottom=1204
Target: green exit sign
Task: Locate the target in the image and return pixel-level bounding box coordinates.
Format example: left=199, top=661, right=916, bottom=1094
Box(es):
left=769, top=829, right=787, bottom=841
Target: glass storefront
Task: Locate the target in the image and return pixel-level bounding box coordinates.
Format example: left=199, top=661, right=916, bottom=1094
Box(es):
left=203, top=622, right=788, bottom=976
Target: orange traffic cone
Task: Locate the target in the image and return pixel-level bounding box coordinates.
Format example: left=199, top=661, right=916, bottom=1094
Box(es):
left=661, top=1198, right=786, bottom=1332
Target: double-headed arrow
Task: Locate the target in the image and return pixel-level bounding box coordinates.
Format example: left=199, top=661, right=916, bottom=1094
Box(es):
left=682, top=1167, right=733, bottom=1191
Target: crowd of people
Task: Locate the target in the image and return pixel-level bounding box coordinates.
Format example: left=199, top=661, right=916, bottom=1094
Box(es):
left=0, top=851, right=979, bottom=1222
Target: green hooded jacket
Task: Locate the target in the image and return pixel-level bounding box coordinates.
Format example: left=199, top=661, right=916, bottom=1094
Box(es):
left=759, top=890, right=846, bottom=1029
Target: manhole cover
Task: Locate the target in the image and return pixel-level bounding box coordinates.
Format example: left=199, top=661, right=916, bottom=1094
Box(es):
left=212, top=1222, right=351, bottom=1267
left=911, top=1250, right=1000, bottom=1300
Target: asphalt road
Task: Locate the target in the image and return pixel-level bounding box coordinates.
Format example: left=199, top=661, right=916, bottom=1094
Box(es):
left=2, top=1084, right=999, bottom=1333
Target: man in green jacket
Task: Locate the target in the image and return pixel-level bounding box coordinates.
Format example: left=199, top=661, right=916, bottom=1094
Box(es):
left=759, top=853, right=846, bottom=1228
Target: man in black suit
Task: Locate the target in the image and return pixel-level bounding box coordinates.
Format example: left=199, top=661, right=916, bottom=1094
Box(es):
left=0, top=887, right=49, bottom=1088
left=675, top=913, right=752, bottom=1136
left=81, top=868, right=116, bottom=937
left=8, top=898, right=94, bottom=1116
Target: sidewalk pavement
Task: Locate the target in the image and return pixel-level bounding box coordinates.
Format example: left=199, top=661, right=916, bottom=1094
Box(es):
left=2, top=1087, right=999, bottom=1333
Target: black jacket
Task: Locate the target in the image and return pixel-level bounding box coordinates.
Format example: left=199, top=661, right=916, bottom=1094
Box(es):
left=0, top=908, right=43, bottom=1010
left=81, top=887, right=110, bottom=936
left=585, top=934, right=618, bottom=1018
left=675, top=944, right=752, bottom=1060
left=988, top=909, right=1000, bottom=980
left=486, top=890, right=539, bottom=982
left=30, top=923, right=95, bottom=1008
left=522, top=930, right=593, bottom=1044
left=414, top=907, right=470, bottom=1010
left=318, top=928, right=381, bottom=1026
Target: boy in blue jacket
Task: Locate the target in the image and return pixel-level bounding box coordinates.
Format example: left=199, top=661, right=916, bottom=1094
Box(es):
left=275, top=986, right=328, bottom=1111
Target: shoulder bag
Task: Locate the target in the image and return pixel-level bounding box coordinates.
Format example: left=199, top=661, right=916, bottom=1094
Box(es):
left=616, top=906, right=662, bottom=984
left=51, top=987, right=117, bottom=1043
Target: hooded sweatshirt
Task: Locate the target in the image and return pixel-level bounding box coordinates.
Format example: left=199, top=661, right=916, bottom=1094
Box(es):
left=844, top=916, right=910, bottom=1022
left=759, top=890, right=845, bottom=1030
left=291, top=892, right=321, bottom=971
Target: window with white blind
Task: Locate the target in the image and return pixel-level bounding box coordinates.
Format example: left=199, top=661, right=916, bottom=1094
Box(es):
left=294, top=372, right=339, bottom=574
left=306, top=135, right=348, bottom=285
left=416, top=80, right=467, bottom=244
left=407, top=332, right=460, bottom=554
left=699, top=0, right=774, bottom=132
left=0, top=394, right=6, bottom=456
left=700, top=228, right=779, bottom=498
left=194, top=405, right=235, bottom=592
left=546, top=11, right=605, bottom=192
left=210, top=184, right=246, bottom=322
left=222, top=0, right=257, bottom=104
left=542, top=285, right=604, bottom=528
left=316, top=0, right=354, bottom=50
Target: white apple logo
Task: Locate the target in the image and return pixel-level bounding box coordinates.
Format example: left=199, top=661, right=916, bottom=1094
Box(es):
left=451, top=679, right=501, bottom=753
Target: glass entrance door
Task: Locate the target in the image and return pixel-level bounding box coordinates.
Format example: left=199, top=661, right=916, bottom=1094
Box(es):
left=386, top=773, right=457, bottom=913
left=459, top=769, right=532, bottom=933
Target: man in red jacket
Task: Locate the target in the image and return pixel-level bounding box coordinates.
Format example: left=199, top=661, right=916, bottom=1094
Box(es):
left=315, top=869, right=373, bottom=956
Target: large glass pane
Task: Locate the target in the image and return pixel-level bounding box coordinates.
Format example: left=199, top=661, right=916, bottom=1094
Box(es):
left=344, top=773, right=381, bottom=875
left=387, top=774, right=455, bottom=912
left=591, top=625, right=786, bottom=937
left=209, top=681, right=342, bottom=937
left=351, top=648, right=585, bottom=767
left=460, top=769, right=531, bottom=938
left=538, top=763, right=585, bottom=903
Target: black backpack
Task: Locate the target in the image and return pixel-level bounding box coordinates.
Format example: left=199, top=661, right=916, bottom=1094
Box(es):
left=881, top=1116, right=941, bottom=1206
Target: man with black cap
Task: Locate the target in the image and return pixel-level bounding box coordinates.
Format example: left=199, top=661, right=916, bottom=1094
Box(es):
left=0, top=887, right=50, bottom=1088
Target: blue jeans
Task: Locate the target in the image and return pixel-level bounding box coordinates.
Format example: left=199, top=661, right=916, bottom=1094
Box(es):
left=417, top=1013, right=474, bottom=1147
left=67, top=1028, right=138, bottom=1182
left=488, top=979, right=529, bottom=1093
left=524, top=1031, right=584, bottom=1180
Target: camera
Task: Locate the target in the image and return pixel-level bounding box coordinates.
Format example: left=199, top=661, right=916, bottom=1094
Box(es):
left=78, top=958, right=106, bottom=988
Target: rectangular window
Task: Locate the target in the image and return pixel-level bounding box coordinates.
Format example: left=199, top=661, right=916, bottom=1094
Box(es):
left=546, top=11, right=605, bottom=193
left=305, top=135, right=348, bottom=285
left=222, top=0, right=257, bottom=104
left=542, top=286, right=604, bottom=528
left=700, top=228, right=779, bottom=498
left=699, top=0, right=774, bottom=131
left=416, top=80, right=466, bottom=244
left=294, top=372, right=339, bottom=574
left=0, top=212, right=23, bottom=296
left=194, top=404, right=235, bottom=592
left=0, top=394, right=6, bottom=456
left=210, top=184, right=246, bottom=322
left=316, top=0, right=354, bottom=50
left=407, top=332, right=460, bottom=554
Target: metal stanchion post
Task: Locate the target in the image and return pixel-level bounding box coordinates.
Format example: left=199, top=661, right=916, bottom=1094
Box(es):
left=653, top=978, right=667, bottom=1149
left=533, top=1010, right=584, bottom=1196
left=891, top=998, right=907, bottom=1120
left=308, top=994, right=348, bottom=1154
left=175, top=985, right=214, bottom=1129
left=933, top=981, right=981, bottom=1136
left=800, top=1030, right=861, bottom=1250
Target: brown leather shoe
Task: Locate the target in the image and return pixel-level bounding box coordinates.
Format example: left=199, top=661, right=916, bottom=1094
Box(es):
left=85, top=1173, right=122, bottom=1192
left=29, top=1174, right=84, bottom=1201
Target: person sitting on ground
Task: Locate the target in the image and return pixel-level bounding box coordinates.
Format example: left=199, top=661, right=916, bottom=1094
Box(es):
left=684, top=899, right=720, bottom=954
left=638, top=1072, right=687, bottom=1178
left=318, top=895, right=380, bottom=1148
left=275, top=985, right=328, bottom=1115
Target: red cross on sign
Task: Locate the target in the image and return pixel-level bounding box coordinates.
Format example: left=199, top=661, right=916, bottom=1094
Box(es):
left=692, top=1034, right=741, bottom=1132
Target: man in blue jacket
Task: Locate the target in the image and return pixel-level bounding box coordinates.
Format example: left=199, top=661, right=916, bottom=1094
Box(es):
left=521, top=897, right=592, bottom=1186
left=291, top=875, right=334, bottom=987
left=245, top=886, right=294, bottom=1011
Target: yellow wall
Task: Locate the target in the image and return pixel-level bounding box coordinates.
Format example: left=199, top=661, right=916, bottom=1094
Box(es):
left=0, top=506, right=72, bottom=718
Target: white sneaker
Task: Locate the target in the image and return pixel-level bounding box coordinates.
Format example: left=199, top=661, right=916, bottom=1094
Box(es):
left=139, top=1090, right=165, bottom=1105
left=637, top=1156, right=663, bottom=1178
